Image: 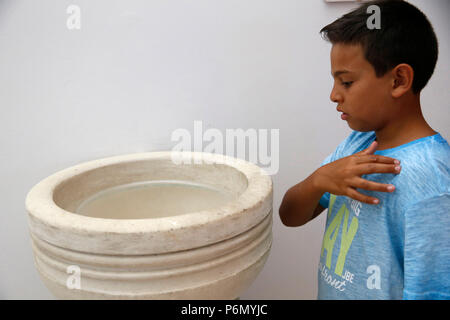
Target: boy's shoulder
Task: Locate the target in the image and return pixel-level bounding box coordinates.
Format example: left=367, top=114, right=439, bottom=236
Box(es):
left=392, top=132, right=450, bottom=198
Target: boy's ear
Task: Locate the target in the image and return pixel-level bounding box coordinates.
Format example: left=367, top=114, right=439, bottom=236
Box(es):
left=391, top=64, right=414, bottom=98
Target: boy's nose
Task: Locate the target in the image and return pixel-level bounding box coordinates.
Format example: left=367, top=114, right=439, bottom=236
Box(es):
left=330, top=86, right=343, bottom=104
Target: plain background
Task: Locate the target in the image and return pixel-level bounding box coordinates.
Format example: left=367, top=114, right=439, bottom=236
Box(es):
left=0, top=0, right=448, bottom=299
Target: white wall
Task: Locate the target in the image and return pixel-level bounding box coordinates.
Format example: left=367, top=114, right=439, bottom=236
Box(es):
left=0, top=0, right=448, bottom=299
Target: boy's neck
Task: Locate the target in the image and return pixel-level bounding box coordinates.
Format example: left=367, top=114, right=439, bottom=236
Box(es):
left=374, top=95, right=437, bottom=151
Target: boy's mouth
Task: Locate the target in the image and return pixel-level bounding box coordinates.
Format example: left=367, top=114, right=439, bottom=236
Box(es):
left=337, top=108, right=349, bottom=119
left=337, top=107, right=346, bottom=114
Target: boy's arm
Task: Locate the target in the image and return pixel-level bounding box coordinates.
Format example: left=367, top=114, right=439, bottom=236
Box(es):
left=311, top=203, right=327, bottom=221
left=279, top=169, right=326, bottom=227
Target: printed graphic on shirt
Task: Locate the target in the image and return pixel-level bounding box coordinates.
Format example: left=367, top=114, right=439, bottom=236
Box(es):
left=319, top=194, right=359, bottom=293
left=319, top=195, right=384, bottom=294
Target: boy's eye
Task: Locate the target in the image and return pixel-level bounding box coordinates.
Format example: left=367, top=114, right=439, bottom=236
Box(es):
left=341, top=81, right=353, bottom=88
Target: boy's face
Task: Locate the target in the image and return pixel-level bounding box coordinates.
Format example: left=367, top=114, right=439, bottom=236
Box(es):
left=330, top=43, right=393, bottom=132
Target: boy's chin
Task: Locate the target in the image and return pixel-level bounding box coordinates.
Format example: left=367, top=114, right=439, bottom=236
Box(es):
left=346, top=121, right=374, bottom=132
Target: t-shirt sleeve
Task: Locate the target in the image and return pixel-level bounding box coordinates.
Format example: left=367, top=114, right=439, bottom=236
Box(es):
left=318, top=153, right=333, bottom=208
left=403, top=193, right=450, bottom=300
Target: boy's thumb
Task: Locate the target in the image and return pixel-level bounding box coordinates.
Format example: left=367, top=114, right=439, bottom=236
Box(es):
left=361, top=141, right=378, bottom=155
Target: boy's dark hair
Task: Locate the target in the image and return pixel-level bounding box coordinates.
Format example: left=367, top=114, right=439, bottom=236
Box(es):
left=320, top=0, right=438, bottom=94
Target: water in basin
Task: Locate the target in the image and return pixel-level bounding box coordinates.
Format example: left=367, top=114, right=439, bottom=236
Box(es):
left=76, top=180, right=237, bottom=219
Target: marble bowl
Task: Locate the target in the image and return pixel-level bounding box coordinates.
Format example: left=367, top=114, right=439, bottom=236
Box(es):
left=25, top=152, right=273, bottom=299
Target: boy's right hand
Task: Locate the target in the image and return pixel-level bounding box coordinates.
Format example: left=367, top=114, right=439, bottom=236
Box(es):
left=314, top=141, right=401, bottom=205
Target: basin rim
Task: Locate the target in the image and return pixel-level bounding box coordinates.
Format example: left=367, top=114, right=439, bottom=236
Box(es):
left=26, top=151, right=273, bottom=254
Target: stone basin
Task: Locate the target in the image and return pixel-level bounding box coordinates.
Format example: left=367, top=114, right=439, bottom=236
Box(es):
left=25, top=151, right=273, bottom=299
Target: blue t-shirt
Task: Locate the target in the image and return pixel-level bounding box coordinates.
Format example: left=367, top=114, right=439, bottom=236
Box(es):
left=317, top=130, right=450, bottom=300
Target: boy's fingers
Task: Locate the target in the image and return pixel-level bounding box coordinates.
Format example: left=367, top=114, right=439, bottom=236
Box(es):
left=353, top=177, right=396, bottom=193
left=356, top=154, right=400, bottom=165
left=356, top=163, right=401, bottom=175
left=346, top=187, right=379, bottom=205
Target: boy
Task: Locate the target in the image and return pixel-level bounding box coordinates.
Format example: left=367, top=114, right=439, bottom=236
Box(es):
left=279, top=0, right=449, bottom=299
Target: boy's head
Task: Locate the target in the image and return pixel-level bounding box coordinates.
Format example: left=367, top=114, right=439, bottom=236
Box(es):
left=320, top=0, right=439, bottom=132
